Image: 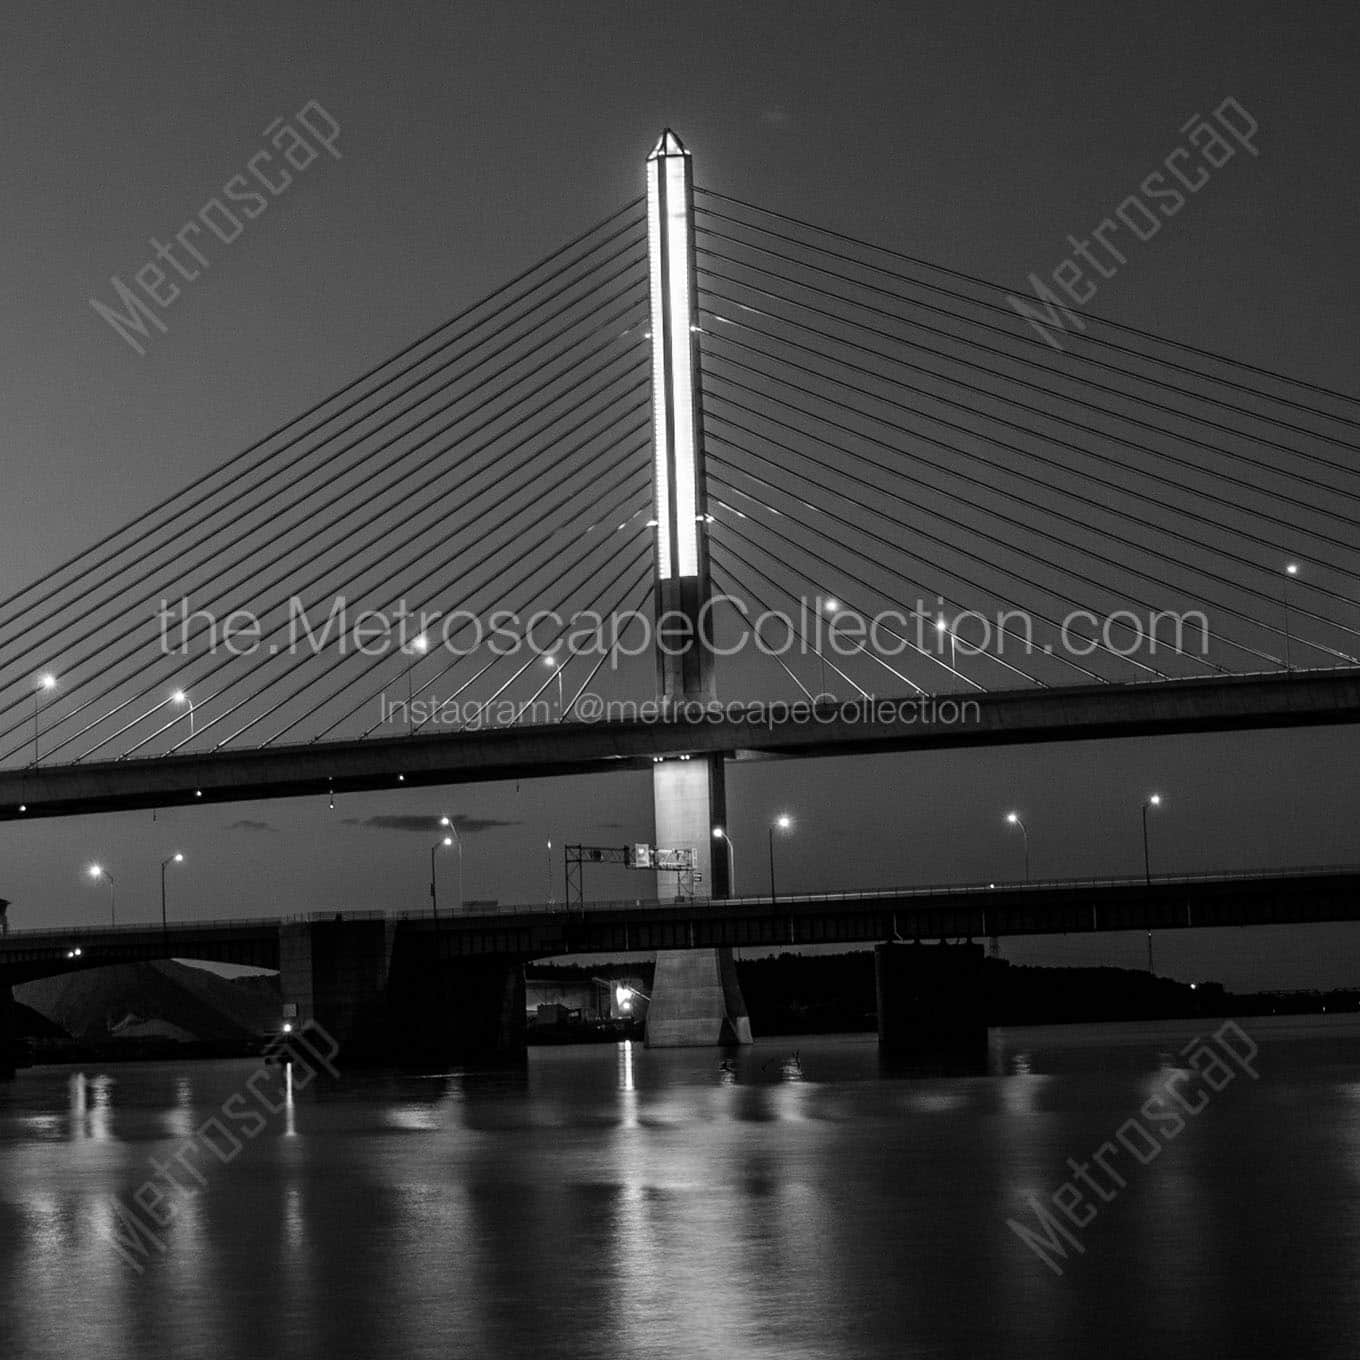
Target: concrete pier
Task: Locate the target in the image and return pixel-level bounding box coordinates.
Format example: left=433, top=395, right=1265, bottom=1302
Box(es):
left=0, top=984, right=14, bottom=1080
left=646, top=947, right=752, bottom=1047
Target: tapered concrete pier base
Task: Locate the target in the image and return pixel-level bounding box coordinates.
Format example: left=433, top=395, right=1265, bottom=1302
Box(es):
left=875, top=941, right=988, bottom=1073
left=646, top=947, right=752, bottom=1047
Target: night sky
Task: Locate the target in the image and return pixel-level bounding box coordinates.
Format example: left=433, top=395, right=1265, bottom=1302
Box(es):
left=3, top=0, right=1359, bottom=989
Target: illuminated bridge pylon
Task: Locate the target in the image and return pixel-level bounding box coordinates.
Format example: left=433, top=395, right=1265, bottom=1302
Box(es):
left=643, top=130, right=749, bottom=1046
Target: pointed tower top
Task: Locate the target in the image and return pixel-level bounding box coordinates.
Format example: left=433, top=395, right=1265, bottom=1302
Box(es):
left=647, top=129, right=688, bottom=160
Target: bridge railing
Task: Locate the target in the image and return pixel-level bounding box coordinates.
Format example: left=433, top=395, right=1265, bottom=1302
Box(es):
left=5, top=861, right=1357, bottom=939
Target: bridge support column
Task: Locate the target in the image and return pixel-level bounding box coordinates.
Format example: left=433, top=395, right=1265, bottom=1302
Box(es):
left=875, top=941, right=988, bottom=1072
left=646, top=753, right=752, bottom=1047
left=279, top=918, right=393, bottom=1064
left=646, top=947, right=751, bottom=1047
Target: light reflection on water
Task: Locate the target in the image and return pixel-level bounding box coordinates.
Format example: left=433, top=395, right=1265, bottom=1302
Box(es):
left=0, top=1017, right=1358, bottom=1359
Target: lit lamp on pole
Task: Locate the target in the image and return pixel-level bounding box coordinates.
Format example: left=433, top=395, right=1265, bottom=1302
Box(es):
left=33, top=673, right=57, bottom=763
left=712, top=825, right=737, bottom=897
left=1005, top=812, right=1030, bottom=881
left=1283, top=563, right=1299, bottom=671
left=88, top=864, right=116, bottom=926
left=160, top=852, right=184, bottom=932
left=818, top=597, right=840, bottom=700
left=936, top=616, right=956, bottom=673
left=171, top=690, right=195, bottom=737
left=430, top=834, right=454, bottom=922
left=542, top=653, right=565, bottom=713
left=768, top=814, right=793, bottom=901
left=406, top=634, right=429, bottom=733
left=439, top=815, right=463, bottom=913
left=1142, top=793, right=1163, bottom=973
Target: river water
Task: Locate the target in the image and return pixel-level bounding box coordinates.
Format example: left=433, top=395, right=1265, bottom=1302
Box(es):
left=1, top=1015, right=1358, bottom=1359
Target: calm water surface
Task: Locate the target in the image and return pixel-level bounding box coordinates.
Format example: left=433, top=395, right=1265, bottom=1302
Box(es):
left=3, top=1015, right=1360, bottom=1359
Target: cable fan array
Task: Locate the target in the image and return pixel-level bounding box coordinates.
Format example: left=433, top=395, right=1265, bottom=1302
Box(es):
left=3, top=200, right=655, bottom=766
left=7, top=183, right=1360, bottom=770
left=693, top=186, right=1360, bottom=698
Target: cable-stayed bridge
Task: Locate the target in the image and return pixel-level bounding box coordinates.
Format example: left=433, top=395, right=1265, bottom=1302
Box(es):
left=5, top=129, right=1360, bottom=1061
left=3, top=130, right=1359, bottom=811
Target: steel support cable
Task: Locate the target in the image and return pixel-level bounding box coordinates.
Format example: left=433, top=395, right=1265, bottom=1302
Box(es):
left=0, top=345, right=649, bottom=749
left=360, top=518, right=650, bottom=739
left=509, top=556, right=657, bottom=724
left=704, top=357, right=1360, bottom=635
left=706, top=432, right=1258, bottom=673
left=708, top=564, right=818, bottom=702
left=706, top=403, right=1331, bottom=668
left=708, top=550, right=901, bottom=701
left=556, top=572, right=657, bottom=719
left=0, top=263, right=648, bottom=667
left=23, top=359, right=647, bottom=764
left=419, top=542, right=653, bottom=735
left=81, top=464, right=650, bottom=760
left=707, top=481, right=1079, bottom=687
left=698, top=295, right=1360, bottom=615
left=708, top=460, right=1131, bottom=684
left=2, top=282, right=647, bottom=694
left=696, top=249, right=1360, bottom=515
left=697, top=297, right=1360, bottom=552
left=468, top=538, right=655, bottom=728
left=0, top=199, right=645, bottom=624
left=286, top=487, right=654, bottom=744
left=273, top=508, right=652, bottom=746
left=193, top=442, right=650, bottom=753
left=694, top=188, right=1360, bottom=441
left=360, top=502, right=655, bottom=742
left=704, top=535, right=922, bottom=698
left=701, top=345, right=1360, bottom=652
left=59, top=408, right=650, bottom=763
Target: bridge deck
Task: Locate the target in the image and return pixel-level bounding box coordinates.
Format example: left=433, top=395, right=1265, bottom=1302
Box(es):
left=2, top=669, right=1358, bottom=821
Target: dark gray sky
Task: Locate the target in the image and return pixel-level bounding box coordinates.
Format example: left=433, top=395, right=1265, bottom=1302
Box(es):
left=3, top=0, right=1359, bottom=989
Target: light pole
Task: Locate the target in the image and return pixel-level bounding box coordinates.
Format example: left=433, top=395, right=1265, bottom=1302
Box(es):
left=712, top=826, right=736, bottom=896
left=160, top=852, right=184, bottom=932
left=440, top=815, right=463, bottom=912
left=88, top=864, right=115, bottom=926
left=542, top=654, right=565, bottom=714
left=171, top=690, right=195, bottom=737
left=1005, top=812, right=1030, bottom=880
left=546, top=837, right=555, bottom=904
left=936, top=616, right=956, bottom=673
left=1142, top=794, right=1162, bottom=973
left=768, top=814, right=792, bottom=901
left=430, top=835, right=453, bottom=922
left=34, top=673, right=56, bottom=763
left=818, top=597, right=839, bottom=700
left=406, top=634, right=428, bottom=733
left=1283, top=563, right=1299, bottom=671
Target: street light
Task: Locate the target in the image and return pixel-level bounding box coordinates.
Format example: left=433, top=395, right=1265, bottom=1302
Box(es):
left=936, top=616, right=956, bottom=672
left=429, top=835, right=454, bottom=922
left=405, top=634, right=429, bottom=733
left=1005, top=812, right=1030, bottom=881
left=33, top=673, right=56, bottom=763
left=439, top=815, right=463, bottom=913
left=88, top=864, right=116, bottom=926
left=542, top=654, right=565, bottom=712
left=160, top=852, right=184, bottom=933
left=768, top=814, right=792, bottom=901
left=818, top=596, right=840, bottom=699
left=1283, top=563, right=1299, bottom=671
left=712, top=825, right=737, bottom=896
left=1142, top=794, right=1163, bottom=973
left=171, top=690, right=195, bottom=736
